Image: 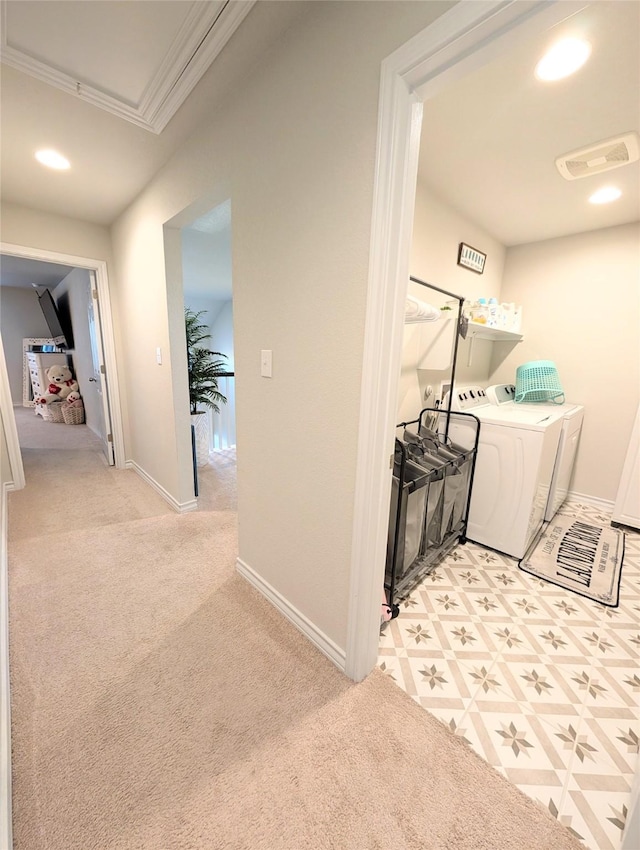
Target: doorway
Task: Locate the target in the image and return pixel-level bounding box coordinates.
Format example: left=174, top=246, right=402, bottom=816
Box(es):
left=163, top=195, right=236, bottom=507
left=0, top=242, right=124, bottom=473
left=346, top=0, right=588, bottom=680
left=181, top=198, right=236, bottom=456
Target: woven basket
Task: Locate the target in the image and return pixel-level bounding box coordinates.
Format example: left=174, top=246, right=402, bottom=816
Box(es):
left=48, top=403, right=66, bottom=423
left=62, top=403, right=85, bottom=425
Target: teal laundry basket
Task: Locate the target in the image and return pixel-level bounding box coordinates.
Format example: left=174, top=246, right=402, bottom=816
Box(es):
left=515, top=360, right=565, bottom=403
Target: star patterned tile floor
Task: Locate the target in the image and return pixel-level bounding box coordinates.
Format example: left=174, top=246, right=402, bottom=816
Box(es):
left=379, top=500, right=640, bottom=850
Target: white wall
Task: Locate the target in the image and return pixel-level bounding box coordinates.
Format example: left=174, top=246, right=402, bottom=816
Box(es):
left=0, top=287, right=51, bottom=403
left=110, top=1, right=454, bottom=652
left=400, top=181, right=507, bottom=421
left=209, top=301, right=234, bottom=370
left=0, top=203, right=114, bottom=261
left=182, top=227, right=232, bottom=301
left=491, top=222, right=640, bottom=503
left=209, top=301, right=235, bottom=449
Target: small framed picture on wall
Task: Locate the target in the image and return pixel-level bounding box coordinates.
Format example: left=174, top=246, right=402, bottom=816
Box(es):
left=457, top=242, right=486, bottom=274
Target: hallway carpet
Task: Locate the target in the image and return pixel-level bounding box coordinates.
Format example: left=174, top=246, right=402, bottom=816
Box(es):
left=7, top=445, right=583, bottom=849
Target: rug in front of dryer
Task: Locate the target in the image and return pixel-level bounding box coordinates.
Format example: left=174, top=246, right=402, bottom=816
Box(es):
left=519, top=516, right=625, bottom=607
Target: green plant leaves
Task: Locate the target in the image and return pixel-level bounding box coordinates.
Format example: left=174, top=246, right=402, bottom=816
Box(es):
left=185, top=308, right=229, bottom=415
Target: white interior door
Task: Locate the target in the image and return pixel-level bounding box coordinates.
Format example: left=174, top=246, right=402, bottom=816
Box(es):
left=88, top=271, right=114, bottom=465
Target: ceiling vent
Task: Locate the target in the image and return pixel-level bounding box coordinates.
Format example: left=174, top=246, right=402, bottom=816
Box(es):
left=555, top=132, right=640, bottom=180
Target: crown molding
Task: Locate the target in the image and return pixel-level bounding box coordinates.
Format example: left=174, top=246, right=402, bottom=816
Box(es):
left=0, top=0, right=256, bottom=134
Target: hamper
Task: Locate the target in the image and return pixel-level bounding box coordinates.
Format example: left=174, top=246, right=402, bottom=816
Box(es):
left=47, top=403, right=65, bottom=423
left=62, top=403, right=85, bottom=425
left=515, top=360, right=565, bottom=403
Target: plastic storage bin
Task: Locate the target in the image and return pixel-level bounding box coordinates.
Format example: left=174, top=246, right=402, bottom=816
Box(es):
left=515, top=360, right=565, bottom=403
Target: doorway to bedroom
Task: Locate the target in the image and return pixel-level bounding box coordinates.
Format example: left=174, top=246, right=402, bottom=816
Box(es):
left=0, top=248, right=121, bottom=469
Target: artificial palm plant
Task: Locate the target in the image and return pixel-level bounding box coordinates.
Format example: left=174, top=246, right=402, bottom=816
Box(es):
left=185, top=308, right=228, bottom=415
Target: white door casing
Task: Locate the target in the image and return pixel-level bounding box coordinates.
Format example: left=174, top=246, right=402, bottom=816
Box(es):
left=345, top=0, right=588, bottom=681
left=88, top=271, right=114, bottom=465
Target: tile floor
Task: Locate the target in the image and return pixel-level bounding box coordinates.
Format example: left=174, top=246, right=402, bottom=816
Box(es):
left=379, top=500, right=640, bottom=850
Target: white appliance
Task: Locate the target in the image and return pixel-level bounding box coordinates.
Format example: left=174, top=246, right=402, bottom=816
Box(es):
left=486, top=384, right=584, bottom=521
left=442, top=386, right=564, bottom=558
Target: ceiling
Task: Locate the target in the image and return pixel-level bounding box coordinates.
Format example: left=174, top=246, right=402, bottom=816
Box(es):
left=0, top=255, right=75, bottom=289
left=0, top=0, right=305, bottom=226
left=0, top=0, right=638, bottom=261
left=0, top=1, right=304, bottom=292
left=418, top=1, right=640, bottom=246
left=1, top=1, right=255, bottom=133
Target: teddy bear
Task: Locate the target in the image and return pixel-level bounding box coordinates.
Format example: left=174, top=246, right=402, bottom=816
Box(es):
left=37, top=364, right=79, bottom=405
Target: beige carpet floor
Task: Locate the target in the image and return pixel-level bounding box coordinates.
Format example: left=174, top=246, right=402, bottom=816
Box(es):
left=7, top=421, right=584, bottom=849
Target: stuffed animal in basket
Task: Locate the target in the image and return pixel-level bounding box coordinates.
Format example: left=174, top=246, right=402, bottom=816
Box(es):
left=36, top=364, right=79, bottom=405
left=61, top=391, right=85, bottom=424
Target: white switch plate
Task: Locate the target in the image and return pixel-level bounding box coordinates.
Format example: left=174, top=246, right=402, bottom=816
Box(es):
left=156, top=347, right=162, bottom=365
left=261, top=349, right=272, bottom=378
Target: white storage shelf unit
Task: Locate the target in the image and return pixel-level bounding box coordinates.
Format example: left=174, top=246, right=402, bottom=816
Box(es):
left=411, top=316, right=523, bottom=371
left=464, top=321, right=523, bottom=366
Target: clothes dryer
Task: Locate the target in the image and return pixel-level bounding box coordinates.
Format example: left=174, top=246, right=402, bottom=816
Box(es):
left=442, top=386, right=564, bottom=559
left=486, top=384, right=584, bottom=522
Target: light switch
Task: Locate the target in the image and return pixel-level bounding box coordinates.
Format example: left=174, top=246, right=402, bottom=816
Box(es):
left=156, top=347, right=162, bottom=365
left=261, top=349, right=272, bottom=378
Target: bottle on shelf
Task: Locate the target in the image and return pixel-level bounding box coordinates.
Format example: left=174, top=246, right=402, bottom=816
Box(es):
left=470, top=298, right=488, bottom=324
left=487, top=297, right=499, bottom=327
left=500, top=302, right=514, bottom=330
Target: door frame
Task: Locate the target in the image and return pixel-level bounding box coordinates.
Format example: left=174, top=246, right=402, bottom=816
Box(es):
left=87, top=270, right=115, bottom=465
left=0, top=242, right=125, bottom=468
left=345, top=0, right=587, bottom=680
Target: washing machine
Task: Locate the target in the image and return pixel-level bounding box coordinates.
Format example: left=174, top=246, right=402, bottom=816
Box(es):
left=442, top=386, right=564, bottom=559
left=486, top=383, right=584, bottom=522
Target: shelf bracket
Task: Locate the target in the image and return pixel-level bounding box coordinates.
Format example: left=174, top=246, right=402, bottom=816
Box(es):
left=467, top=334, right=476, bottom=367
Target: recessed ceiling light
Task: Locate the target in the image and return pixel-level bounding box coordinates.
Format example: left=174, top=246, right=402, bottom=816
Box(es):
left=589, top=186, right=622, bottom=205
left=535, top=38, right=591, bottom=81
left=35, top=149, right=71, bottom=170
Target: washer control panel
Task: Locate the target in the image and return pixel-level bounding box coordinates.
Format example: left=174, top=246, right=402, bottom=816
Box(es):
left=447, top=386, right=488, bottom=412
left=486, top=384, right=516, bottom=405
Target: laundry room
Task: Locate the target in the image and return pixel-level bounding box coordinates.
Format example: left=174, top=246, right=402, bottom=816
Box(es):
left=380, top=8, right=638, bottom=844
left=395, top=0, right=639, bottom=517
left=382, top=0, right=639, bottom=611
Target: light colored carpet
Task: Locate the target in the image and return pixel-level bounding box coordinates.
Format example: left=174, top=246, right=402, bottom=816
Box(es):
left=7, top=444, right=583, bottom=849
left=195, top=448, right=238, bottom=512
left=12, top=404, right=106, bottom=452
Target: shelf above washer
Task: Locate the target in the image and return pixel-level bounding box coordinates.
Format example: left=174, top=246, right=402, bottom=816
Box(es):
left=465, top=323, right=523, bottom=342
left=463, top=322, right=523, bottom=366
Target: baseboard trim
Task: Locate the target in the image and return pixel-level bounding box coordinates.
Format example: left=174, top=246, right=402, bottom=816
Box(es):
left=0, top=484, right=14, bottom=850
left=126, top=460, right=198, bottom=514
left=568, top=491, right=615, bottom=513
left=236, top=557, right=346, bottom=673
